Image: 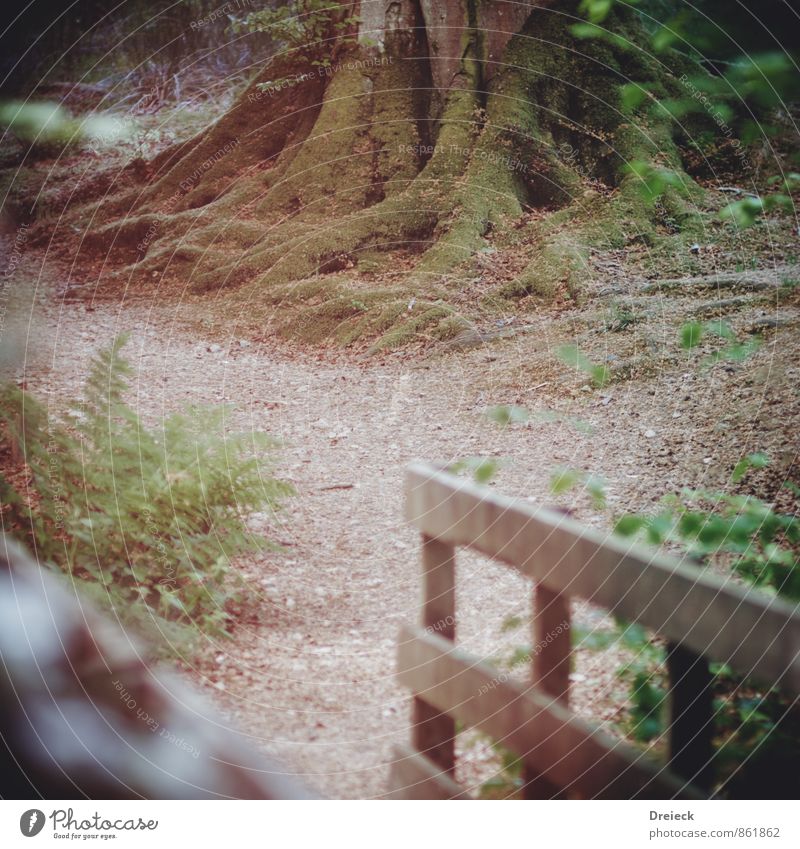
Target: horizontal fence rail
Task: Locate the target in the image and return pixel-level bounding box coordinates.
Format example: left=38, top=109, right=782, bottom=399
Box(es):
left=405, top=462, right=800, bottom=692
left=397, top=626, right=701, bottom=800
left=388, top=462, right=800, bottom=800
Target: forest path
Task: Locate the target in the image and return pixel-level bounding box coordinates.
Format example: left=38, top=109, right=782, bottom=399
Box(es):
left=19, top=256, right=799, bottom=797
left=22, top=292, right=626, bottom=799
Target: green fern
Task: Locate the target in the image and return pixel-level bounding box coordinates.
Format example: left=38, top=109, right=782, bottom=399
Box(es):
left=0, top=335, right=293, bottom=639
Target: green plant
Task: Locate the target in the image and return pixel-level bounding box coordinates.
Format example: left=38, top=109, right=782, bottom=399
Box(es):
left=720, top=177, right=799, bottom=229
left=238, top=0, right=359, bottom=69
left=557, top=344, right=611, bottom=388
left=447, top=456, right=501, bottom=484
left=574, top=3, right=799, bottom=228
left=610, top=456, right=800, bottom=792
left=0, top=336, right=292, bottom=639
left=476, top=735, right=524, bottom=799
left=624, top=160, right=690, bottom=204
left=550, top=466, right=607, bottom=509
left=679, top=319, right=762, bottom=366
left=0, top=100, right=129, bottom=154
left=617, top=489, right=799, bottom=600
left=709, top=665, right=800, bottom=797
left=573, top=617, right=667, bottom=742
left=485, top=405, right=529, bottom=427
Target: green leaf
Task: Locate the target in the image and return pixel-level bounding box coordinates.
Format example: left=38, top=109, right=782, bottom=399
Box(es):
left=590, top=364, right=611, bottom=388
left=646, top=513, right=674, bottom=544
left=573, top=625, right=617, bottom=651
left=501, top=615, right=524, bottom=633
left=732, top=452, right=770, bottom=483
left=620, top=83, right=648, bottom=112
left=619, top=622, right=649, bottom=649
left=579, top=0, right=614, bottom=24
left=615, top=514, right=646, bottom=537
left=473, top=458, right=498, bottom=484
left=557, top=345, right=610, bottom=388
left=720, top=196, right=765, bottom=228
left=449, top=456, right=501, bottom=484
left=625, top=161, right=686, bottom=203
left=550, top=467, right=581, bottom=496
left=651, top=25, right=678, bottom=52
left=704, top=319, right=736, bottom=341
left=570, top=21, right=604, bottom=39
left=680, top=321, right=703, bottom=350
left=508, top=647, right=533, bottom=668
left=486, top=405, right=529, bottom=426
left=585, top=475, right=607, bottom=509
left=704, top=336, right=761, bottom=366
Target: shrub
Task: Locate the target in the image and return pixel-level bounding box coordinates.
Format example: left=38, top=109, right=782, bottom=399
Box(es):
left=611, top=459, right=800, bottom=795
left=238, top=1, right=359, bottom=72
left=615, top=471, right=799, bottom=601
left=0, top=335, right=292, bottom=640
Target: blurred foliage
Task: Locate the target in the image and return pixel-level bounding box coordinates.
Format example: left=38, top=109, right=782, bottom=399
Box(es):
left=485, top=404, right=530, bottom=427
left=447, top=455, right=502, bottom=485
left=613, top=457, right=800, bottom=794
left=0, top=336, right=292, bottom=640
left=0, top=100, right=130, bottom=155
left=550, top=466, right=607, bottom=509
left=576, top=1, right=799, bottom=225
left=557, top=344, right=611, bottom=388
left=237, top=0, right=359, bottom=73
left=679, top=318, right=762, bottom=366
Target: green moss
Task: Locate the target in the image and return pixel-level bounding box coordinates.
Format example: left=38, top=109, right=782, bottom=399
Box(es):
left=431, top=314, right=472, bottom=341
left=369, top=304, right=455, bottom=352
left=336, top=298, right=408, bottom=345
left=280, top=293, right=370, bottom=343
left=502, top=230, right=588, bottom=302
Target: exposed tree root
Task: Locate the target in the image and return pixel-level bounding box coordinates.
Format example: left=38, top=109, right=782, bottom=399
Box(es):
left=61, top=0, right=709, bottom=351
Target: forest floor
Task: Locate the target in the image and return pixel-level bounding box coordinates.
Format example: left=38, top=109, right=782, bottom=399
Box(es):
left=6, top=226, right=798, bottom=797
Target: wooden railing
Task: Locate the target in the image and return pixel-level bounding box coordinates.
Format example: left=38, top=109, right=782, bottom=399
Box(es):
left=387, top=462, right=800, bottom=799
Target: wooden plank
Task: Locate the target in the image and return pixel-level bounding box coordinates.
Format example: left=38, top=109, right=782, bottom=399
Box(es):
left=419, top=535, right=456, bottom=641
left=533, top=585, right=571, bottom=705
left=405, top=462, right=800, bottom=693
left=411, top=535, right=456, bottom=774
left=397, top=625, right=704, bottom=800
left=384, top=744, right=470, bottom=799
left=666, top=642, right=714, bottom=792
left=523, top=585, right=572, bottom=798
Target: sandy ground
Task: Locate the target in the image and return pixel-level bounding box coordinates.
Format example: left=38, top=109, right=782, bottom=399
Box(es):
left=7, top=241, right=799, bottom=798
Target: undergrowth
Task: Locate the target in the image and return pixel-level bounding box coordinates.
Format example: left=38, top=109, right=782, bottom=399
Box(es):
left=0, top=335, right=292, bottom=644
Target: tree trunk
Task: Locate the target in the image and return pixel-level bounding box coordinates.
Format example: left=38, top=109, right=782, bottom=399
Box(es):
left=72, top=0, right=703, bottom=351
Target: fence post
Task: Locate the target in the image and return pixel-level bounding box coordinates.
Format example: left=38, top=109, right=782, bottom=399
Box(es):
left=411, top=534, right=456, bottom=774
left=523, top=584, right=572, bottom=798
left=666, top=642, right=714, bottom=792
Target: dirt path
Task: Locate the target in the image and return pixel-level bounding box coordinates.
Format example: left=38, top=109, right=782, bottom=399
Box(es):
left=19, top=296, right=546, bottom=796
left=15, top=252, right=800, bottom=798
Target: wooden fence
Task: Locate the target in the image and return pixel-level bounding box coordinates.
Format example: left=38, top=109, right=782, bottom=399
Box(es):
left=387, top=462, right=800, bottom=799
